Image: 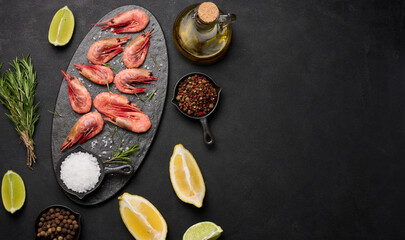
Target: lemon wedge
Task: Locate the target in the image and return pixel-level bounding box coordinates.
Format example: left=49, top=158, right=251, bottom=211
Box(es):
left=118, top=193, right=167, bottom=240
left=170, top=144, right=205, bottom=208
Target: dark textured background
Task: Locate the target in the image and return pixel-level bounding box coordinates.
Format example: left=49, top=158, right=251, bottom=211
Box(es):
left=1, top=0, right=405, bottom=239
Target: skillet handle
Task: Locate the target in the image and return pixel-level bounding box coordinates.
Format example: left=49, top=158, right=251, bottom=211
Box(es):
left=199, top=118, right=214, bottom=146
left=104, top=164, right=133, bottom=175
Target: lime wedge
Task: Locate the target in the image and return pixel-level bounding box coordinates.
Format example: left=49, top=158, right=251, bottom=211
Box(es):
left=48, top=6, right=75, bottom=46
left=183, top=221, right=223, bottom=240
left=1, top=170, right=26, bottom=214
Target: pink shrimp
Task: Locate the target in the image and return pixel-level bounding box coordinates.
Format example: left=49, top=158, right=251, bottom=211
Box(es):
left=60, top=112, right=104, bottom=151
left=87, top=36, right=131, bottom=65
left=93, top=92, right=141, bottom=116
left=123, top=30, right=153, bottom=68
left=74, top=64, right=114, bottom=85
left=93, top=9, right=149, bottom=33
left=93, top=92, right=151, bottom=133
left=114, top=69, right=157, bottom=94
left=61, top=71, right=92, bottom=114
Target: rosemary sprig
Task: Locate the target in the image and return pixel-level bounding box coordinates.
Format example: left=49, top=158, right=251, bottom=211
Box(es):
left=150, top=52, right=161, bottom=71
left=104, top=131, right=140, bottom=164
left=0, top=56, right=39, bottom=169
left=120, top=56, right=123, bottom=63
left=109, top=126, right=117, bottom=138
left=48, top=110, right=62, bottom=117
left=102, top=63, right=118, bottom=73
left=133, top=92, right=145, bottom=102
left=147, top=89, right=157, bottom=101
left=105, top=77, right=110, bottom=93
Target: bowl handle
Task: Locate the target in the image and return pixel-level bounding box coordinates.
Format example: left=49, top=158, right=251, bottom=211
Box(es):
left=200, top=118, right=214, bottom=145
left=104, top=164, right=133, bottom=175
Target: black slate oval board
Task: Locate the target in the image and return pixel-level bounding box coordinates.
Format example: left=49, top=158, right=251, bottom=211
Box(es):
left=51, top=5, right=168, bottom=205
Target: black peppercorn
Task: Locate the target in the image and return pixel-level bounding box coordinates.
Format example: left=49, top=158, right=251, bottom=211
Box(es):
left=36, top=207, right=79, bottom=240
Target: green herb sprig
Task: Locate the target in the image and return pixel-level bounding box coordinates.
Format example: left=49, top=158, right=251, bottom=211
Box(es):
left=104, top=130, right=140, bottom=164
left=150, top=52, right=161, bottom=71
left=147, top=89, right=157, bottom=101
left=48, top=110, right=62, bottom=117
left=133, top=92, right=145, bottom=102
left=105, top=77, right=110, bottom=93
left=102, top=63, right=118, bottom=73
left=0, top=56, right=39, bottom=169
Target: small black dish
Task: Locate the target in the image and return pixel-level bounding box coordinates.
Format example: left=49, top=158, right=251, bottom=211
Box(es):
left=56, top=146, right=133, bottom=199
left=172, top=72, right=222, bottom=145
left=34, top=205, right=81, bottom=240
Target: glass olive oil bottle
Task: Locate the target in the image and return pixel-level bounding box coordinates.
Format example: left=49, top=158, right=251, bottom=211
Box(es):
left=173, top=2, right=236, bottom=64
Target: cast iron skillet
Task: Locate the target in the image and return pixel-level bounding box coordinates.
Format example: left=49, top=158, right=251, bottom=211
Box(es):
left=172, top=72, right=222, bottom=145
left=56, top=146, right=133, bottom=199
left=34, top=205, right=81, bottom=240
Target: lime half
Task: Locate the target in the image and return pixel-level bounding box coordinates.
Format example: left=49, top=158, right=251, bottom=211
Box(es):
left=183, top=221, right=223, bottom=240
left=1, top=170, right=26, bottom=214
left=48, top=6, right=75, bottom=46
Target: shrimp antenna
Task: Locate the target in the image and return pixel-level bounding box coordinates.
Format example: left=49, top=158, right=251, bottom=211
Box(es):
left=148, top=28, right=156, bottom=35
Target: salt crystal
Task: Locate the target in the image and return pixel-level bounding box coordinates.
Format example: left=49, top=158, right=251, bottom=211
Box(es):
left=60, top=152, right=101, bottom=193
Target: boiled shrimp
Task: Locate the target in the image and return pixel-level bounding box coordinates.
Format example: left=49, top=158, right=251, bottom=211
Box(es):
left=60, top=112, right=104, bottom=151
left=93, top=92, right=140, bottom=116
left=123, top=30, right=153, bottom=68
left=94, top=92, right=151, bottom=133
left=87, top=36, right=131, bottom=65
left=93, top=9, right=149, bottom=33
left=74, top=64, right=114, bottom=85
left=61, top=71, right=92, bottom=114
left=114, top=69, right=157, bottom=94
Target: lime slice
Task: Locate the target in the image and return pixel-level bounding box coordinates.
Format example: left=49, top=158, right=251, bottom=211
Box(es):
left=48, top=6, right=75, bottom=46
left=1, top=170, right=26, bottom=214
left=183, top=221, right=223, bottom=240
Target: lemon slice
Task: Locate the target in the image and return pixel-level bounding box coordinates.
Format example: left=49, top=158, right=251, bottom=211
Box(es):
left=118, top=193, right=167, bottom=240
left=169, top=144, right=205, bottom=208
left=1, top=170, right=26, bottom=214
left=183, top=221, right=223, bottom=240
left=48, top=6, right=75, bottom=46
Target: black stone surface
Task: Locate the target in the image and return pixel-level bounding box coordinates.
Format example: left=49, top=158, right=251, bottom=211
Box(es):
left=1, top=1, right=405, bottom=239
left=51, top=5, right=168, bottom=205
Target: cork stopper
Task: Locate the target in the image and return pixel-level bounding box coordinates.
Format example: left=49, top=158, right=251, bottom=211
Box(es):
left=197, top=2, right=219, bottom=23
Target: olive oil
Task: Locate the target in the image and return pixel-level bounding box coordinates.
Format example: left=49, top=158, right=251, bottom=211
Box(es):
left=173, top=3, right=236, bottom=64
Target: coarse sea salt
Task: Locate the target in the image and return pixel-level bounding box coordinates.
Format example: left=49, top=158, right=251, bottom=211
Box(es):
left=60, top=151, right=101, bottom=193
